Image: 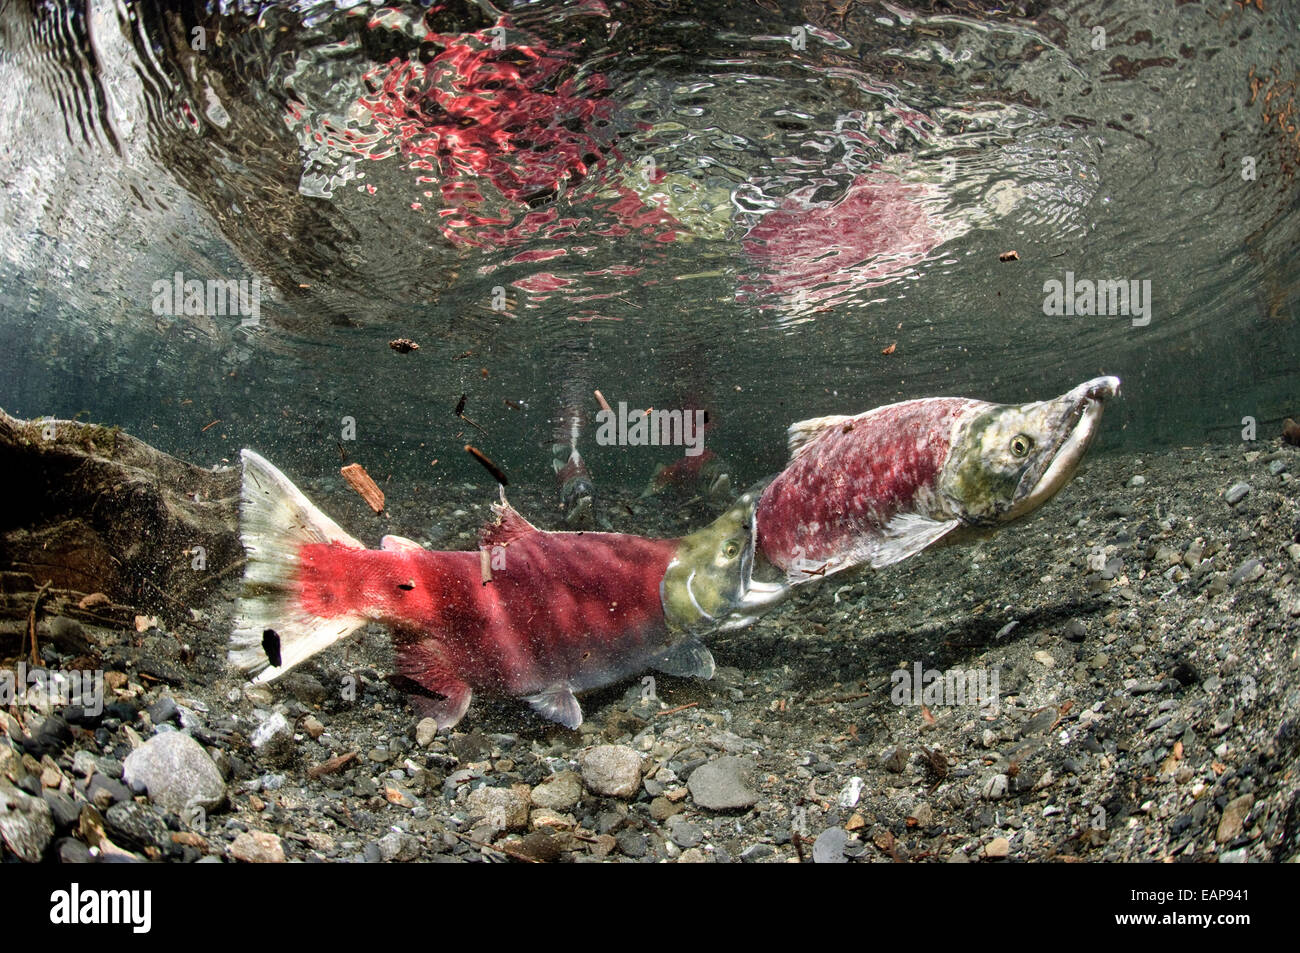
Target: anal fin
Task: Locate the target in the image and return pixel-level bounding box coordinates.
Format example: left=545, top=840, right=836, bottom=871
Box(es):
left=395, top=639, right=473, bottom=730
left=524, top=684, right=583, bottom=729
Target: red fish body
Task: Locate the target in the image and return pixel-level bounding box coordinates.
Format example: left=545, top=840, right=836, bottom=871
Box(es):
left=230, top=451, right=761, bottom=728
left=754, top=377, right=1121, bottom=584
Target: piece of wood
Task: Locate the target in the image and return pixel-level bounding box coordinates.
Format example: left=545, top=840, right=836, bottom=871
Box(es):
left=340, top=463, right=385, bottom=513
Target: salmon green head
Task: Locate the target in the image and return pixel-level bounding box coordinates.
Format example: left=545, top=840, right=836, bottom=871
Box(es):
left=940, top=376, right=1120, bottom=526
left=660, top=489, right=763, bottom=632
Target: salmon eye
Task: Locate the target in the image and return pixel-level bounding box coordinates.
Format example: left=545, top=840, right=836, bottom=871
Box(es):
left=723, top=541, right=740, bottom=559
left=1010, top=434, right=1033, bottom=457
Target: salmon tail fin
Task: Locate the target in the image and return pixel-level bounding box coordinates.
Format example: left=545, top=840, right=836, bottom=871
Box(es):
left=229, top=449, right=367, bottom=683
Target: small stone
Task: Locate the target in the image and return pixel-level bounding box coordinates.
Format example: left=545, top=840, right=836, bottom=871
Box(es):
left=579, top=745, right=642, bottom=799
left=301, top=715, right=325, bottom=740
left=146, top=697, right=179, bottom=726
left=908, top=803, right=934, bottom=828
left=984, top=836, right=1011, bottom=858
left=42, top=791, right=80, bottom=830
left=739, top=843, right=775, bottom=862
left=1063, top=619, right=1087, bottom=642
left=837, top=776, right=864, bottom=809
left=687, top=757, right=758, bottom=811
left=121, top=731, right=226, bottom=815
left=279, top=672, right=328, bottom=706
left=1224, top=482, right=1250, bottom=505
left=616, top=829, right=647, bottom=858
left=87, top=775, right=131, bottom=809
left=882, top=747, right=908, bottom=773
left=649, top=796, right=681, bottom=822
left=1033, top=650, right=1056, bottom=668
left=250, top=712, right=296, bottom=766
left=1218, top=847, right=1249, bottom=864
left=666, top=814, right=703, bottom=848
left=415, top=718, right=439, bottom=747
left=812, top=827, right=849, bottom=863
left=1128, top=475, right=1145, bottom=487
left=1230, top=559, right=1264, bottom=586
left=104, top=801, right=171, bottom=853
left=463, top=784, right=531, bottom=831
left=982, top=774, right=1009, bottom=800
left=677, top=847, right=708, bottom=863
left=531, top=771, right=582, bottom=810
left=1216, top=794, right=1254, bottom=844
left=230, top=830, right=285, bottom=863
left=529, top=808, right=574, bottom=831
left=0, top=780, right=54, bottom=862
left=376, top=830, right=421, bottom=862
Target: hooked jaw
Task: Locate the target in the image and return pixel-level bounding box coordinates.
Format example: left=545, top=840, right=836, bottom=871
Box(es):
left=1004, top=375, right=1120, bottom=522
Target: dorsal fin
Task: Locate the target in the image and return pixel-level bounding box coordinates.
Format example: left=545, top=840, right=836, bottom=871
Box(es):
left=480, top=487, right=541, bottom=547
left=787, top=414, right=853, bottom=459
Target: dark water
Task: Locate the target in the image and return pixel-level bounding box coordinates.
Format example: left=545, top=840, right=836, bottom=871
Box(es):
left=1, top=0, right=1297, bottom=496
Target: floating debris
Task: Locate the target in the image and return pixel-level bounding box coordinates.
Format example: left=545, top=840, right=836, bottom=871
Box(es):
left=594, top=389, right=612, bottom=414
left=465, top=444, right=508, bottom=485
left=340, top=463, right=385, bottom=513
left=999, top=250, right=1020, bottom=262
left=881, top=342, right=897, bottom=355
left=389, top=338, right=420, bottom=354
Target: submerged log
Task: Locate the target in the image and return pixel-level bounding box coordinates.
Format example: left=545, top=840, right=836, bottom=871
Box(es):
left=0, top=411, right=240, bottom=619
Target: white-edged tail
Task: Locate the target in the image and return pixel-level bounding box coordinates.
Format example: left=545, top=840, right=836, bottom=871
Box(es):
left=229, top=449, right=367, bottom=683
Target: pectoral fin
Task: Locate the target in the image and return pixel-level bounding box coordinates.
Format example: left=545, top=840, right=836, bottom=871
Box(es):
left=651, top=637, right=716, bottom=679
left=524, top=685, right=583, bottom=729
left=866, top=514, right=961, bottom=569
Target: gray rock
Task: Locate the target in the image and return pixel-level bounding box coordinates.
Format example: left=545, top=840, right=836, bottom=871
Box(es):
left=87, top=775, right=130, bottom=809
left=0, top=780, right=54, bottom=862
left=279, top=672, right=328, bottom=706
left=463, top=784, right=531, bottom=831
left=981, top=774, right=1009, bottom=800
left=1230, top=559, right=1264, bottom=586
left=616, top=830, right=647, bottom=858
left=1218, top=848, right=1249, bottom=864
left=580, top=745, right=642, bottom=799
left=42, top=790, right=80, bottom=829
left=250, top=712, right=296, bottom=766
left=812, top=827, right=849, bottom=863
left=687, top=757, right=758, bottom=811
left=666, top=814, right=704, bottom=848
left=739, top=843, right=775, bottom=862
left=1224, top=482, right=1250, bottom=505
left=56, top=837, right=94, bottom=863
left=104, top=801, right=171, bottom=853
left=531, top=771, right=582, bottom=810
left=122, top=731, right=226, bottom=814
left=147, top=697, right=179, bottom=726
left=376, top=830, right=421, bottom=862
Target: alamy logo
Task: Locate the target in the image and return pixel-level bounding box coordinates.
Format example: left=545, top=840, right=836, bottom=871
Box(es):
left=151, top=271, right=261, bottom=324
left=0, top=662, right=103, bottom=716
left=1042, top=271, right=1150, bottom=327
left=891, top=662, right=1000, bottom=712
left=49, top=884, right=151, bottom=933
left=595, top=403, right=706, bottom=457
